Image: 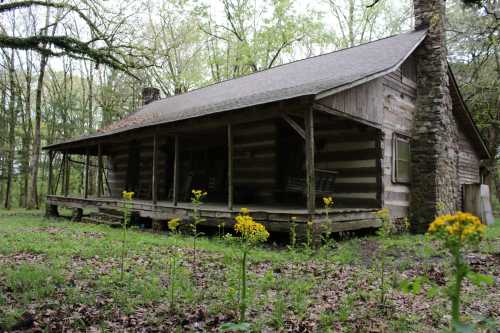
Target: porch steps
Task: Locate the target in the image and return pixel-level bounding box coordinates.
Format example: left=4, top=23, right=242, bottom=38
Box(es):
left=81, top=211, right=123, bottom=228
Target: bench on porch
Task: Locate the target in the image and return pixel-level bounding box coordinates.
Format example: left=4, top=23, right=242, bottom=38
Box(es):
left=285, top=169, right=338, bottom=197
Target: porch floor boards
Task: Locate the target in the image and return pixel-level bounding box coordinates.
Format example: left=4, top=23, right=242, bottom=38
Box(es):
left=47, top=195, right=381, bottom=233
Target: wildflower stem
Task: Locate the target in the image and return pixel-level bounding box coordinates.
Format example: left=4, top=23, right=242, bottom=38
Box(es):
left=170, top=254, right=176, bottom=311
left=240, top=248, right=247, bottom=323
left=451, top=245, right=465, bottom=326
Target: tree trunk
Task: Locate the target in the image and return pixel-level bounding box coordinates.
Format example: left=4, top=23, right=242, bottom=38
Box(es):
left=27, top=53, right=48, bottom=209
left=4, top=50, right=17, bottom=209
left=0, top=74, right=7, bottom=204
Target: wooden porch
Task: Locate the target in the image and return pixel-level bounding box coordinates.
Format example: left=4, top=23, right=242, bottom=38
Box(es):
left=44, top=97, right=385, bottom=235
left=46, top=195, right=381, bottom=234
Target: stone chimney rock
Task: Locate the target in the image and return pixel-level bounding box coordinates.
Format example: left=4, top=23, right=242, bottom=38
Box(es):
left=410, top=0, right=460, bottom=232
left=142, top=87, right=160, bottom=105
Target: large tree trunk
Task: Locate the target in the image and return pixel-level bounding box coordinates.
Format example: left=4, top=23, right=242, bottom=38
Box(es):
left=20, top=73, right=32, bottom=208
left=4, top=50, right=17, bottom=209
left=27, top=7, right=52, bottom=209
left=0, top=75, right=7, bottom=204
left=27, top=54, right=48, bottom=209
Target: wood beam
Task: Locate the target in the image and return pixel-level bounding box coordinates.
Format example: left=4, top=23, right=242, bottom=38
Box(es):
left=227, top=124, right=233, bottom=210
left=281, top=113, right=305, bottom=139
left=152, top=130, right=158, bottom=205
left=313, top=102, right=382, bottom=129
left=47, top=150, right=54, bottom=195
left=172, top=135, right=179, bottom=206
left=304, top=107, right=316, bottom=214
left=84, top=149, right=90, bottom=199
left=63, top=152, right=70, bottom=197
left=97, top=144, right=103, bottom=197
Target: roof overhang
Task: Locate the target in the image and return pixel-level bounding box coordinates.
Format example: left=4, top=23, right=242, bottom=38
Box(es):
left=448, top=65, right=491, bottom=160
left=314, top=30, right=426, bottom=100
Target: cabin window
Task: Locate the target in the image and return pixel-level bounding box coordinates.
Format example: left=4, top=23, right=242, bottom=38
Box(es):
left=393, top=134, right=410, bottom=183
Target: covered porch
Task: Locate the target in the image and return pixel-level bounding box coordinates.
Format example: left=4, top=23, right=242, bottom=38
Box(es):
left=44, top=97, right=383, bottom=234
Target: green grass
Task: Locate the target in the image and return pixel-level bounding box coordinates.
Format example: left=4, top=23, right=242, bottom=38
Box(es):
left=0, top=209, right=498, bottom=332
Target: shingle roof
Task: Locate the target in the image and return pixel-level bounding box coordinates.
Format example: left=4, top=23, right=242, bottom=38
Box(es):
left=45, top=29, right=427, bottom=149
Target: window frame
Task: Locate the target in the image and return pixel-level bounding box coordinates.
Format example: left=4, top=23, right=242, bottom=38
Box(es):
left=392, top=133, right=411, bottom=184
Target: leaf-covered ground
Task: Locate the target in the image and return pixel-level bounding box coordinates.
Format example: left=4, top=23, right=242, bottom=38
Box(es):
left=0, top=210, right=498, bottom=332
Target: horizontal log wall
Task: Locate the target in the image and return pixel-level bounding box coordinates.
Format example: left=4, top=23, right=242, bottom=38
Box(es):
left=108, top=137, right=169, bottom=199
left=314, top=116, right=380, bottom=208
left=458, top=124, right=481, bottom=185
left=381, top=56, right=417, bottom=218
left=457, top=123, right=481, bottom=209
left=233, top=120, right=278, bottom=203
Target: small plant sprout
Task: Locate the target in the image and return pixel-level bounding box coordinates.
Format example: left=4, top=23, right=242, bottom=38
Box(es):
left=190, top=189, right=207, bottom=276
left=168, top=217, right=180, bottom=233
left=321, top=196, right=335, bottom=244
left=120, top=190, right=134, bottom=282
left=320, top=196, right=335, bottom=277
left=289, top=216, right=297, bottom=249
left=427, top=212, right=492, bottom=332
left=374, top=208, right=395, bottom=309
left=218, top=221, right=226, bottom=239
left=166, top=218, right=181, bottom=312
left=232, top=208, right=269, bottom=323
left=305, top=219, right=314, bottom=251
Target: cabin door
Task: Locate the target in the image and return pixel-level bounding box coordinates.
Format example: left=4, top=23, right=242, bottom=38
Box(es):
left=126, top=142, right=141, bottom=193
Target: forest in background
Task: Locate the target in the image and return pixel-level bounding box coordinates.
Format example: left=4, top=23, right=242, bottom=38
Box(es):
left=0, top=0, right=498, bottom=210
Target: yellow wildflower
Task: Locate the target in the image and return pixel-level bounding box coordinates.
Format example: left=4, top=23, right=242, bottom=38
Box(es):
left=428, top=212, right=485, bottom=242
left=191, top=189, right=207, bottom=201
left=240, top=207, right=250, bottom=215
left=168, top=218, right=180, bottom=232
left=122, top=191, right=134, bottom=201
left=234, top=213, right=269, bottom=243
left=323, top=196, right=333, bottom=208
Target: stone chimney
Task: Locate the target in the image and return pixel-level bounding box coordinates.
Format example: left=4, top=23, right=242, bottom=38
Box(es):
left=410, top=0, right=460, bottom=232
left=142, top=87, right=160, bottom=105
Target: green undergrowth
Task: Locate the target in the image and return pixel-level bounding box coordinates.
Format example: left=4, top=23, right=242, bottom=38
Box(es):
left=0, top=210, right=498, bottom=332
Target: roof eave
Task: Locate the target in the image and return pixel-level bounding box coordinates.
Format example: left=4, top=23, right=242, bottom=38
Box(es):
left=314, top=29, right=427, bottom=100
left=448, top=65, right=492, bottom=160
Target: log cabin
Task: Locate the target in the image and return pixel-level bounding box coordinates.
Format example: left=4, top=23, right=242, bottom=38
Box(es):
left=43, top=19, right=491, bottom=235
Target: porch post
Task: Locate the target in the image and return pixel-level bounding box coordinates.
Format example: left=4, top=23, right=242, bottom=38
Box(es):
left=227, top=124, right=233, bottom=210
left=97, top=143, right=103, bottom=197
left=172, top=135, right=179, bottom=206
left=84, top=149, right=90, bottom=199
left=152, top=130, right=158, bottom=205
left=304, top=107, right=316, bottom=214
left=64, top=151, right=70, bottom=197
left=47, top=150, right=54, bottom=195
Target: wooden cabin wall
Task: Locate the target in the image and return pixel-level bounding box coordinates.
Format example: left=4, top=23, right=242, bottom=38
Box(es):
left=314, top=116, right=381, bottom=208
left=107, top=137, right=169, bottom=199
left=458, top=124, right=481, bottom=185
left=381, top=56, right=417, bottom=218
left=457, top=122, right=481, bottom=209
left=233, top=120, right=277, bottom=204
left=317, top=78, right=384, bottom=125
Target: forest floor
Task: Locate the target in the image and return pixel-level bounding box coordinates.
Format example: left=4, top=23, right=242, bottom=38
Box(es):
left=0, top=209, right=498, bottom=332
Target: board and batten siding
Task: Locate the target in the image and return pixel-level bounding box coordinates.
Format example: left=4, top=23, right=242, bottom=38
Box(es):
left=381, top=57, right=417, bottom=218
